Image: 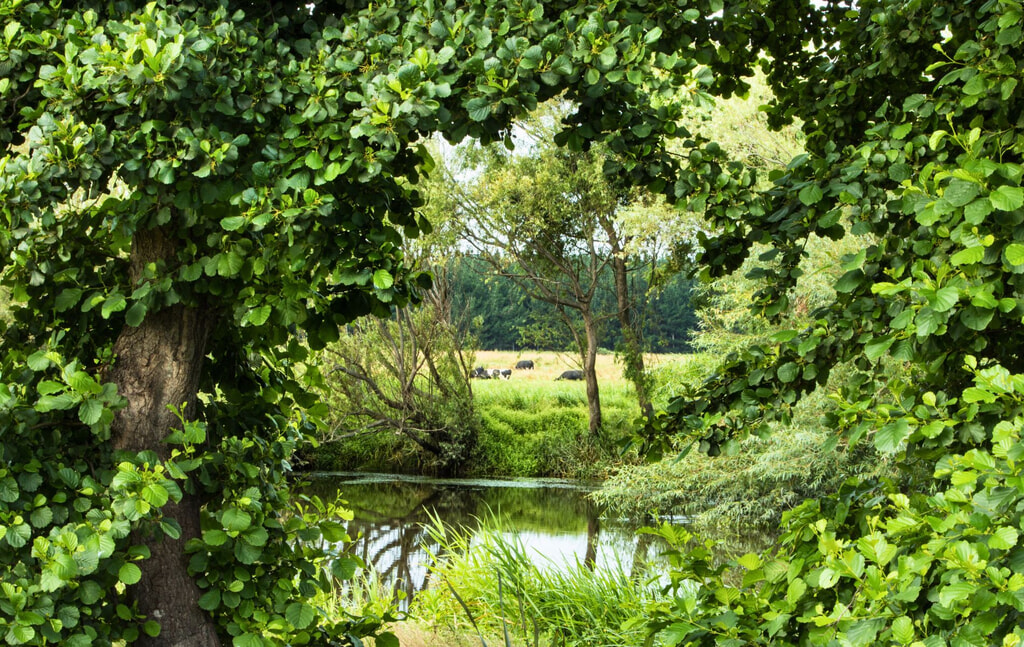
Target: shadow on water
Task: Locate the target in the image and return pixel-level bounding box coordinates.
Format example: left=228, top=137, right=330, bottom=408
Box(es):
left=302, top=473, right=669, bottom=605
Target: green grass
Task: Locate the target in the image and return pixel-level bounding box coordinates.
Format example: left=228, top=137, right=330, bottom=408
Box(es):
left=468, top=380, right=639, bottom=479
left=411, top=515, right=661, bottom=647
left=306, top=377, right=643, bottom=479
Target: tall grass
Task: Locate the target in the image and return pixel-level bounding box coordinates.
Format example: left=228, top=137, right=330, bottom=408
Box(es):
left=412, top=515, right=662, bottom=647
left=470, top=380, right=639, bottom=479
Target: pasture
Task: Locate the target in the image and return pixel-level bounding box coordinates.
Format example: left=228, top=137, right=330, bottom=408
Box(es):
left=470, top=350, right=688, bottom=385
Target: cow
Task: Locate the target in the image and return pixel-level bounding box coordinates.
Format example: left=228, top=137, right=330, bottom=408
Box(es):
left=471, top=367, right=490, bottom=379
left=500, top=369, right=512, bottom=379
left=515, top=360, right=535, bottom=370
left=555, top=369, right=584, bottom=381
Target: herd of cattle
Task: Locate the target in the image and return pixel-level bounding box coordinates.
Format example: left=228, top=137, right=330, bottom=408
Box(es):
left=469, top=361, right=584, bottom=381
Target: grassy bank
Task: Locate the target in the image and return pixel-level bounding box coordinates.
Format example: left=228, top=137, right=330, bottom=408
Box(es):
left=305, top=351, right=680, bottom=478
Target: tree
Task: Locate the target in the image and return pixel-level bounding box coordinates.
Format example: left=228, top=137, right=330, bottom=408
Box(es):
left=317, top=271, right=479, bottom=475
left=629, top=0, right=1024, bottom=645
left=0, top=0, right=700, bottom=643
left=434, top=126, right=668, bottom=433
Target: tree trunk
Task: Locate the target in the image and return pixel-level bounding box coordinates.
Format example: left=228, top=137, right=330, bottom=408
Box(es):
left=108, top=228, right=221, bottom=647
left=611, top=254, right=652, bottom=418
left=582, top=310, right=602, bottom=436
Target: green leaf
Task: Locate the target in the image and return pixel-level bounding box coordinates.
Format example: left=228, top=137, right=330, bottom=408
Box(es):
left=864, top=335, right=895, bottom=360
left=938, top=581, right=974, bottom=607
left=786, top=578, right=807, bottom=603
left=304, top=150, right=324, bottom=170
left=465, top=97, right=491, bottom=122
left=141, top=483, right=169, bottom=507
left=834, top=269, right=864, bottom=293
left=962, top=387, right=997, bottom=403
left=78, top=399, right=103, bottom=426
left=0, top=477, right=17, bottom=503
left=844, top=618, right=883, bottom=647
left=991, top=186, right=1024, bottom=211
left=27, top=351, right=52, bottom=371
left=930, top=286, right=959, bottom=312
left=79, top=581, right=103, bottom=605
left=29, top=506, right=52, bottom=528
left=777, top=362, right=799, bottom=383
left=331, top=556, right=359, bottom=580
left=990, top=526, right=1018, bottom=550
left=964, top=198, right=993, bottom=224
left=220, top=215, right=246, bottom=231
left=233, top=632, right=264, bottom=647
left=892, top=616, right=914, bottom=645
left=875, top=419, right=910, bottom=453
left=197, top=589, right=221, bottom=611
left=285, top=602, right=316, bottom=629
left=222, top=508, right=252, bottom=532
left=798, top=184, right=824, bottom=206
left=320, top=520, right=349, bottom=543
left=55, top=288, right=82, bottom=312
left=960, top=306, right=994, bottom=331
left=950, top=246, right=984, bottom=266
left=143, top=621, right=160, bottom=638
left=372, top=269, right=394, bottom=290
left=6, top=523, right=30, bottom=548
left=118, top=563, right=142, bottom=586
left=218, top=251, right=244, bottom=277
left=943, top=179, right=980, bottom=207
left=246, top=305, right=272, bottom=326
left=374, top=633, right=400, bottom=647
left=101, top=294, right=127, bottom=319
left=1005, top=243, right=1024, bottom=266
left=8, top=626, right=34, bottom=644
left=125, top=302, right=148, bottom=327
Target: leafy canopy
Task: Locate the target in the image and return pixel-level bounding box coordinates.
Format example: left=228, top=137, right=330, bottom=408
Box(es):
left=0, top=0, right=716, bottom=643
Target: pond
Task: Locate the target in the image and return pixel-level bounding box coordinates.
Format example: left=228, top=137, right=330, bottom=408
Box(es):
left=302, top=472, right=668, bottom=605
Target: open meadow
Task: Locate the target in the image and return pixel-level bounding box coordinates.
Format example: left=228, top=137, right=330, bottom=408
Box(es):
left=471, top=350, right=689, bottom=385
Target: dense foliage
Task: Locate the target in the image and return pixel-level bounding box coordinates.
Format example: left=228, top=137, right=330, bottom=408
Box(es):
left=0, top=0, right=704, bottom=643
left=629, top=0, right=1024, bottom=645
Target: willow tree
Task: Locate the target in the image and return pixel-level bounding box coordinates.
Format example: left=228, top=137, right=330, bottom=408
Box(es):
left=0, top=0, right=702, bottom=644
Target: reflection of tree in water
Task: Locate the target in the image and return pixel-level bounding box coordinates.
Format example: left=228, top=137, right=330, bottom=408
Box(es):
left=302, top=476, right=690, bottom=604
left=340, top=485, right=485, bottom=603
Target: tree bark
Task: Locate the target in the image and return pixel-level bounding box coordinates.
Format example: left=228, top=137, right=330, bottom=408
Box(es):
left=108, top=227, right=221, bottom=647
left=611, top=254, right=652, bottom=418
left=581, top=309, right=602, bottom=436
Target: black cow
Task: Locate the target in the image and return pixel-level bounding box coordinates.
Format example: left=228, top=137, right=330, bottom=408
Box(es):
left=515, top=360, right=535, bottom=370
left=555, top=369, right=584, bottom=381
left=500, top=369, right=512, bottom=379
left=471, top=367, right=490, bottom=379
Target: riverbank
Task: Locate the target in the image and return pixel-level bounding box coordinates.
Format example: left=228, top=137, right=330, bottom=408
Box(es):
left=301, top=351, right=688, bottom=479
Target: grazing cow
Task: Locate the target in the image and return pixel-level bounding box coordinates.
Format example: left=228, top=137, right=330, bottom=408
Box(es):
left=555, top=369, right=584, bottom=381
left=500, top=369, right=512, bottom=379
left=471, top=367, right=490, bottom=379
left=515, top=360, right=535, bottom=370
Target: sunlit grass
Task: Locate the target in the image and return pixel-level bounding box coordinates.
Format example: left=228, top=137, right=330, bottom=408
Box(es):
left=411, top=515, right=662, bottom=647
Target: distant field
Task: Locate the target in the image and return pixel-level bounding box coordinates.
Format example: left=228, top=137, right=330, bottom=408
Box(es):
left=471, top=350, right=690, bottom=384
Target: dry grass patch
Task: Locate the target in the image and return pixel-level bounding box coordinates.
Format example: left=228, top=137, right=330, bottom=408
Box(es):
left=473, top=350, right=687, bottom=384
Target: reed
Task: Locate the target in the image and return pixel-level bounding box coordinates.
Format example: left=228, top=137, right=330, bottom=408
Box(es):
left=412, top=515, right=660, bottom=647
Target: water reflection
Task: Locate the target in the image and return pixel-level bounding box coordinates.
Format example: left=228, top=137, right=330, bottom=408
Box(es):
left=303, top=473, right=664, bottom=604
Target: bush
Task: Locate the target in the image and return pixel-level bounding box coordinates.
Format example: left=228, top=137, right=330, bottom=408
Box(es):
left=597, top=359, right=902, bottom=532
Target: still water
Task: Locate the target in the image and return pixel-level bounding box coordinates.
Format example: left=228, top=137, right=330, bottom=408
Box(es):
left=303, top=472, right=666, bottom=603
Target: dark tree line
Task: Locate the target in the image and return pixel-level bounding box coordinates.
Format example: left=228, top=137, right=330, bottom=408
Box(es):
left=448, top=255, right=698, bottom=353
